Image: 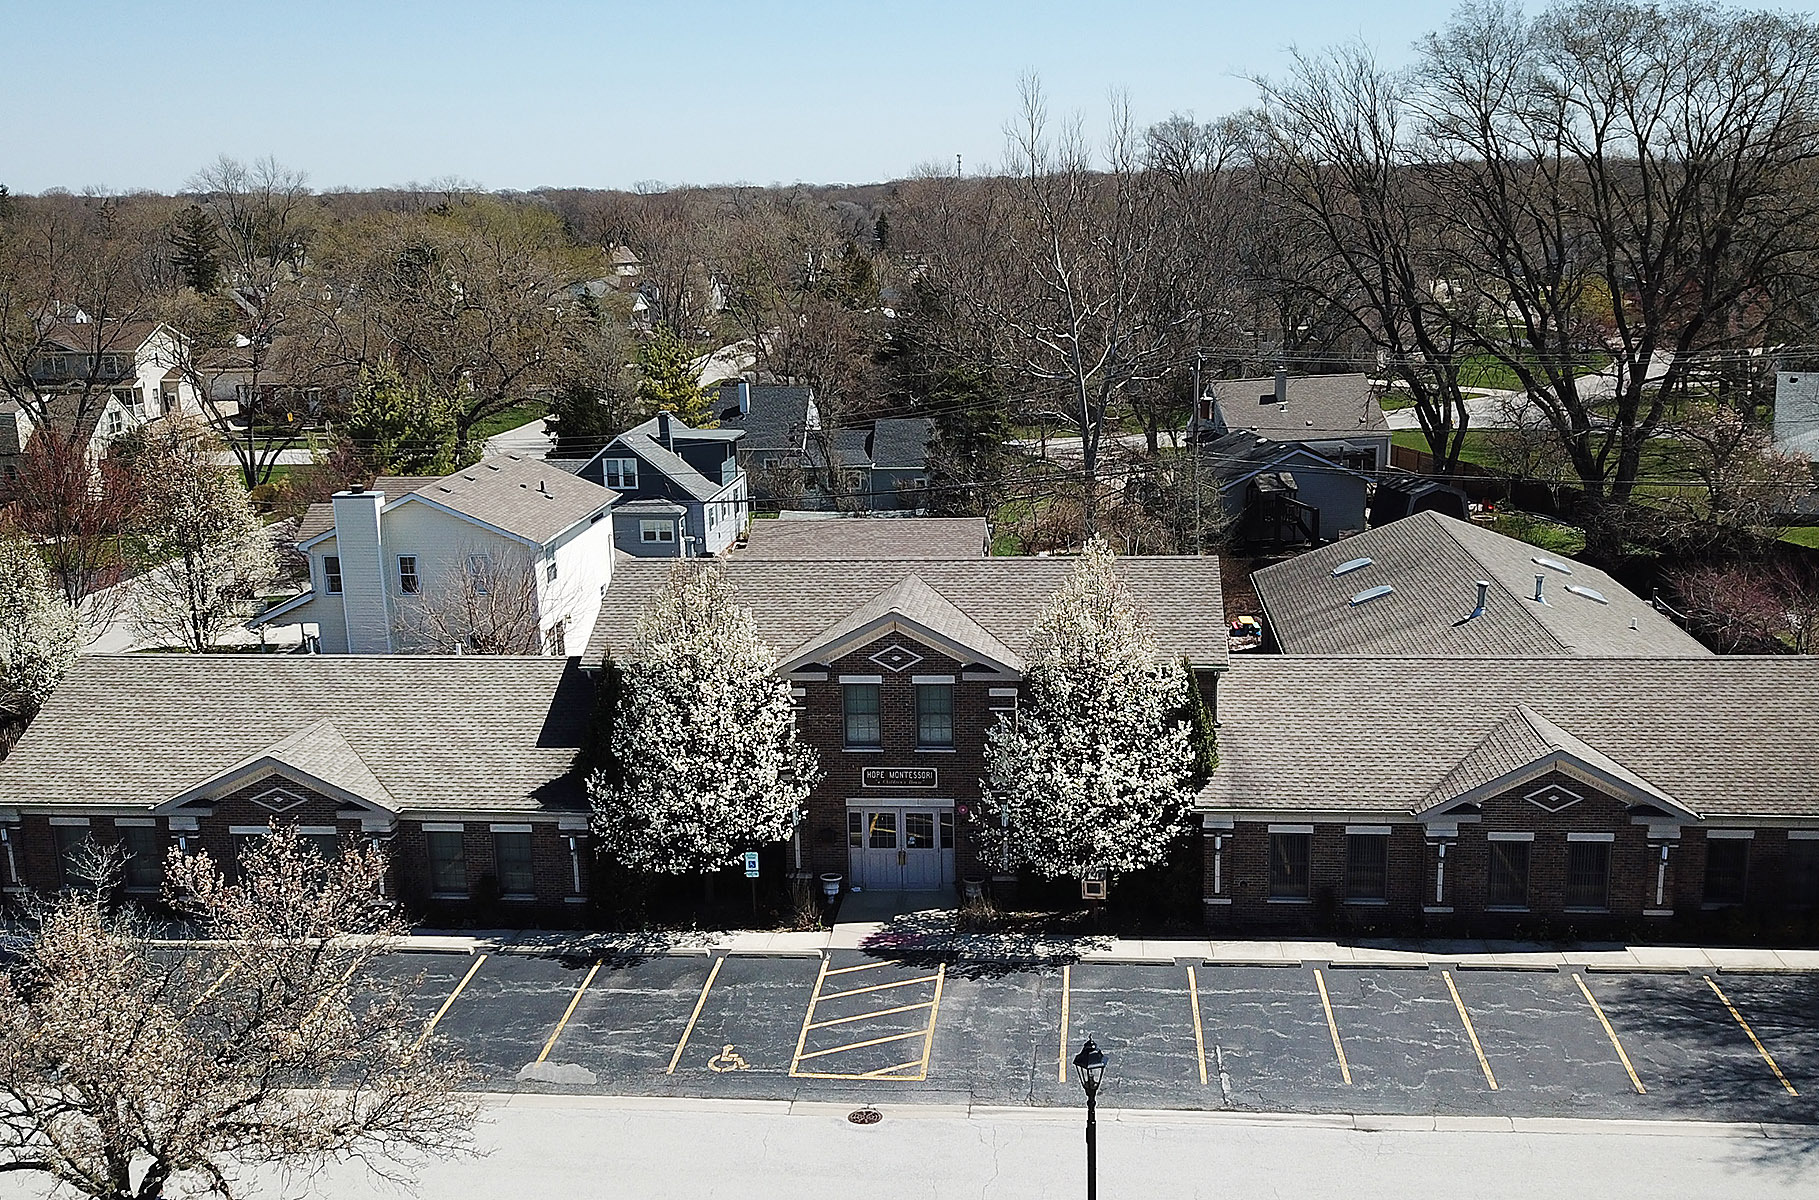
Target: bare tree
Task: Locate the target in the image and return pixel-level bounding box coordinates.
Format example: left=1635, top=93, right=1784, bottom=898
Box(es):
left=1671, top=558, right=1819, bottom=654
left=0, top=827, right=476, bottom=1200
left=393, top=543, right=552, bottom=654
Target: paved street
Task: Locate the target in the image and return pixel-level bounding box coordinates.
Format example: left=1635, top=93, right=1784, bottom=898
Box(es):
left=365, top=949, right=1819, bottom=1125
left=59, top=1093, right=1815, bottom=1200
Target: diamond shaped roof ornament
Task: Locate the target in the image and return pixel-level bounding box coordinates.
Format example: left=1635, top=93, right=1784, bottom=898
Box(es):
left=868, top=643, right=924, bottom=673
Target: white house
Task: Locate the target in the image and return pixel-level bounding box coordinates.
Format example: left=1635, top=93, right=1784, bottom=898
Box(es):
left=0, top=319, right=200, bottom=480
left=256, top=455, right=617, bottom=656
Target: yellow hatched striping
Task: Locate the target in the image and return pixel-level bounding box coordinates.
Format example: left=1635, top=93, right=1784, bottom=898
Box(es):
left=807, top=1000, right=934, bottom=1031
left=819, top=973, right=943, bottom=1002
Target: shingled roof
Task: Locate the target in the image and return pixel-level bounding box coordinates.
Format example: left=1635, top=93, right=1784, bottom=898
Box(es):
left=1211, top=372, right=1388, bottom=442
left=1251, top=511, right=1708, bottom=657
left=0, top=656, right=591, bottom=816
left=584, top=556, right=1227, bottom=671
left=737, top=517, right=989, bottom=560
left=1200, top=656, right=1819, bottom=820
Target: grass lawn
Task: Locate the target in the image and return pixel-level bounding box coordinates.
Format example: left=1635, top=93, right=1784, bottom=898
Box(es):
left=1457, top=349, right=1609, bottom=391
left=1780, top=526, right=1819, bottom=549
left=470, top=400, right=547, bottom=443
left=1492, top=512, right=1587, bottom=555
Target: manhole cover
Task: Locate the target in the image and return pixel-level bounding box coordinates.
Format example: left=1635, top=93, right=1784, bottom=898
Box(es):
left=847, top=1107, right=882, bottom=1125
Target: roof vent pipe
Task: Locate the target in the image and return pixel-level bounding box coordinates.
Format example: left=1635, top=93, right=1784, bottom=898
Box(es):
left=1274, top=365, right=1288, bottom=405
left=1471, top=580, right=1489, bottom=620
left=1534, top=574, right=1546, bottom=603
left=738, top=378, right=751, bottom=415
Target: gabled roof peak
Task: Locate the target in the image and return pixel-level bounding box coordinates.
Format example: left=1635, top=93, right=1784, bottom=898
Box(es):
left=780, top=572, right=1024, bottom=674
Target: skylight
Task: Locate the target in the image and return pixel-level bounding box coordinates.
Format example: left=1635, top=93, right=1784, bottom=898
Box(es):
left=1332, top=557, right=1373, bottom=577
left=1532, top=556, right=1574, bottom=575
left=1565, top=584, right=1608, bottom=604
left=1350, top=585, right=1394, bottom=605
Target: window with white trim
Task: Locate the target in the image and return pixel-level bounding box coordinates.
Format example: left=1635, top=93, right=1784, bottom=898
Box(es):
left=639, top=520, right=675, bottom=544
left=602, top=457, right=639, bottom=489
left=1487, top=838, right=1531, bottom=908
left=494, top=831, right=534, bottom=897
left=427, top=830, right=467, bottom=896
left=1269, top=831, right=1311, bottom=900
left=323, top=555, right=343, bottom=595
left=1565, top=840, right=1611, bottom=910
left=1344, top=833, right=1389, bottom=901
left=1704, top=835, right=1749, bottom=905
left=398, top=555, right=419, bottom=594
left=466, top=554, right=490, bottom=595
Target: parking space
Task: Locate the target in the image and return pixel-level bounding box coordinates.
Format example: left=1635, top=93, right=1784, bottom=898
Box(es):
left=346, top=951, right=1819, bottom=1123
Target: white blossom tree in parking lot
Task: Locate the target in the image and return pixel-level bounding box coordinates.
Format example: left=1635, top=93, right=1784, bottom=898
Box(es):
left=590, top=564, right=821, bottom=877
left=0, top=827, right=477, bottom=1200
left=979, top=539, right=1195, bottom=880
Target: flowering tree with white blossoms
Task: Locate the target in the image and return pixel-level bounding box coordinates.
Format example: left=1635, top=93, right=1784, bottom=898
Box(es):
left=979, top=538, right=1195, bottom=879
left=0, top=528, right=79, bottom=721
left=590, top=564, right=821, bottom=875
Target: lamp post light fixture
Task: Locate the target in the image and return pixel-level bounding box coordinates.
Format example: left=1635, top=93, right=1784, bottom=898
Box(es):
left=1072, top=1038, right=1107, bottom=1200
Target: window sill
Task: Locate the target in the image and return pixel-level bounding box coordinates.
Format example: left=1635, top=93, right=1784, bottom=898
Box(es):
left=843, top=746, right=885, bottom=753
left=501, top=894, right=536, bottom=902
left=1563, top=906, right=1609, bottom=914
left=1701, top=901, right=1744, bottom=910
left=1343, top=897, right=1388, bottom=906
left=914, top=747, right=957, bottom=754
left=563, top=896, right=587, bottom=904
left=1266, top=896, right=1311, bottom=905
left=1484, top=905, right=1529, bottom=913
left=430, top=892, right=468, bottom=901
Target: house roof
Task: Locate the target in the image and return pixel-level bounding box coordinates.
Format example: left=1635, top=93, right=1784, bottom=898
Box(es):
left=1198, top=656, right=1819, bottom=820
left=614, top=498, right=687, bottom=515
left=596, top=414, right=741, bottom=503
left=396, top=455, right=615, bottom=546
left=172, top=718, right=398, bottom=812
left=870, top=418, right=936, bottom=471
left=291, top=475, right=479, bottom=546
left=585, top=555, right=1228, bottom=671
left=1251, top=511, right=1708, bottom=657
left=781, top=574, right=1024, bottom=673
left=37, top=320, right=167, bottom=356
left=1211, top=372, right=1388, bottom=443
left=805, top=428, right=873, bottom=472
left=1200, top=431, right=1367, bottom=490
left=715, top=383, right=813, bottom=453
left=0, top=655, right=592, bottom=816
left=738, top=517, right=989, bottom=560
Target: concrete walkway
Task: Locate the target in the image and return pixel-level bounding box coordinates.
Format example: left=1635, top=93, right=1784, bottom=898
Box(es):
left=403, top=922, right=1819, bottom=973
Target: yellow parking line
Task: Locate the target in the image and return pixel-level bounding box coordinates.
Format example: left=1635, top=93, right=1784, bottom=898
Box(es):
left=1442, top=971, right=1498, bottom=1091
left=189, top=962, right=239, bottom=1014
left=808, top=999, right=934, bottom=1031
left=1058, top=964, right=1072, bottom=1083
left=1573, top=973, right=1645, bottom=1094
left=416, top=953, right=488, bottom=1048
left=1187, top=965, right=1208, bottom=1087
left=1313, top=969, right=1352, bottom=1085
left=666, top=957, right=724, bottom=1075
left=536, top=960, right=602, bottom=1064
left=303, top=962, right=361, bottom=1027
left=794, top=1027, right=929, bottom=1062
left=820, top=973, right=943, bottom=1002
left=859, top=1057, right=928, bottom=1079
left=788, top=955, right=833, bottom=1077
left=824, top=961, right=891, bottom=977
left=1705, top=976, right=1799, bottom=1097
left=913, top=963, right=946, bottom=1080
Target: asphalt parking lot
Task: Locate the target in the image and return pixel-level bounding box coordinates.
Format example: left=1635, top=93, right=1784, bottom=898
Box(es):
left=369, top=949, right=1819, bottom=1120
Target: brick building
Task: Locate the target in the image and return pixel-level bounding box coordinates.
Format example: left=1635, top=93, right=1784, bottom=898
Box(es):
left=585, top=555, right=1227, bottom=894
left=0, top=656, right=595, bottom=921
left=1199, top=658, right=1819, bottom=934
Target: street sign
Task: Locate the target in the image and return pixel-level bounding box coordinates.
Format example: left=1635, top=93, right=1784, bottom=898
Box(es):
left=742, top=851, right=760, bottom=879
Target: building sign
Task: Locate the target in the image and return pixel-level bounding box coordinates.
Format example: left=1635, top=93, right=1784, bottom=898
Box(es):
left=862, top=767, right=938, bottom=789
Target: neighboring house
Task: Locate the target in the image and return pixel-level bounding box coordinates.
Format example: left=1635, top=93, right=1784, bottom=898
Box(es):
left=0, top=319, right=199, bottom=480
left=1198, top=656, right=1819, bottom=932
left=256, top=454, right=616, bottom=656
left=0, top=656, right=595, bottom=918
left=715, top=379, right=817, bottom=490
left=737, top=516, right=989, bottom=560
left=1194, top=370, right=1391, bottom=473
left=1250, top=511, right=1709, bottom=657
left=194, top=335, right=339, bottom=421
left=579, top=411, right=748, bottom=557
left=1775, top=369, right=1819, bottom=461
left=859, top=417, right=936, bottom=511
left=1199, top=431, right=1371, bottom=547
left=585, top=555, right=1226, bottom=894
left=797, top=418, right=937, bottom=513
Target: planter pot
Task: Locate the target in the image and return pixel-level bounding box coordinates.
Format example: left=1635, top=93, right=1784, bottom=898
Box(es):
left=819, top=873, right=844, bottom=901
left=990, top=873, right=1020, bottom=905
left=961, top=876, right=986, bottom=902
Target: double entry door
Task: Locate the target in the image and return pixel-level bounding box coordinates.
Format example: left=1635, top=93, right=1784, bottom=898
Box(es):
left=848, top=804, right=954, bottom=892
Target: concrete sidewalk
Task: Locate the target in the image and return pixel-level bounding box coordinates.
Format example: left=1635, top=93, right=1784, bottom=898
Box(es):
left=402, top=923, right=1819, bottom=973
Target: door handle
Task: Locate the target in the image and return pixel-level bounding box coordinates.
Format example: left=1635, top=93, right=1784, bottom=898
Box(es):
left=898, top=850, right=906, bottom=866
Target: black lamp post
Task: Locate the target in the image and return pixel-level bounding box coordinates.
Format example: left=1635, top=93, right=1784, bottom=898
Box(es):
left=1072, top=1038, right=1107, bottom=1200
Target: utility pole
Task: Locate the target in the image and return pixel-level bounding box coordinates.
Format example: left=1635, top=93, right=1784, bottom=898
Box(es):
left=1191, top=351, right=1202, bottom=554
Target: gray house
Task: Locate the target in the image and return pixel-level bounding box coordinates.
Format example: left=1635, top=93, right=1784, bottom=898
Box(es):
left=579, top=411, right=748, bottom=557
left=1201, top=431, right=1371, bottom=546
left=1196, top=370, right=1391, bottom=472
